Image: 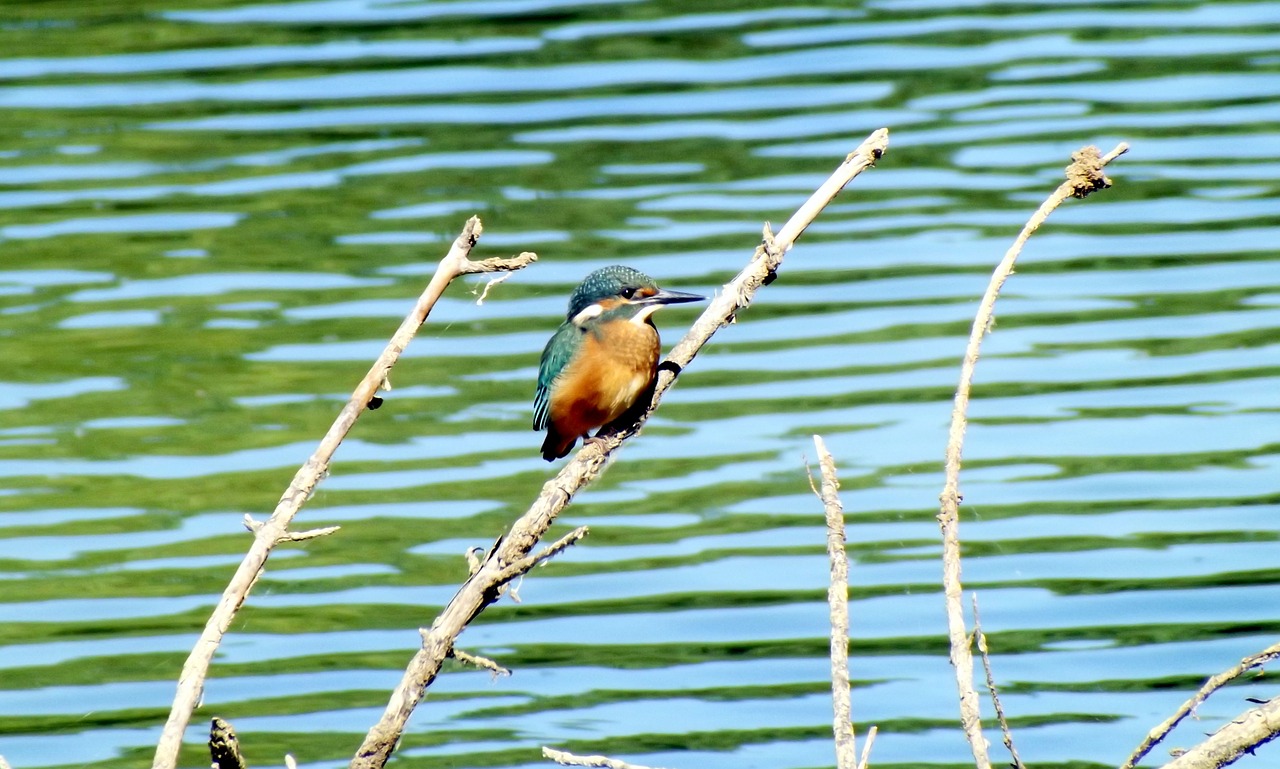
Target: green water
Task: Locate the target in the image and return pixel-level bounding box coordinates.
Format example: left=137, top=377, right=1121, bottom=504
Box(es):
left=2, top=1, right=1280, bottom=767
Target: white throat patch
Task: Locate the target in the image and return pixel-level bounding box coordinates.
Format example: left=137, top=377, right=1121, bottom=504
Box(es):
left=630, top=303, right=662, bottom=325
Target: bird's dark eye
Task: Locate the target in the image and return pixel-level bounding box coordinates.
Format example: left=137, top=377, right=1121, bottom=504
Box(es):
left=620, top=287, right=637, bottom=299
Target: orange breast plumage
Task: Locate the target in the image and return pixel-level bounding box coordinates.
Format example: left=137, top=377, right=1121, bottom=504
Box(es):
left=544, top=319, right=660, bottom=453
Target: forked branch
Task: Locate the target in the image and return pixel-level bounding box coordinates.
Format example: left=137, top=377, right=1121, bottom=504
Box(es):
left=351, top=128, right=890, bottom=768
left=1159, top=696, right=1280, bottom=769
left=151, top=218, right=535, bottom=769
left=1124, top=640, right=1280, bottom=769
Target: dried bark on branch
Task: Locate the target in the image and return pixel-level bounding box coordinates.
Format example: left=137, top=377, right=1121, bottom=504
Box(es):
left=811, top=435, right=861, bottom=769
left=1159, top=695, right=1280, bottom=769
left=1124, top=640, right=1280, bottom=769
left=351, top=127, right=890, bottom=768
left=936, top=143, right=1128, bottom=768
left=150, top=218, right=536, bottom=769
left=972, top=596, right=1023, bottom=769
left=537, top=436, right=878, bottom=769
left=543, top=747, right=668, bottom=769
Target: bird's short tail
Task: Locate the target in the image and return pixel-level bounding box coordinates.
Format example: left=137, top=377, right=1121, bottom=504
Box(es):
left=540, top=430, right=575, bottom=462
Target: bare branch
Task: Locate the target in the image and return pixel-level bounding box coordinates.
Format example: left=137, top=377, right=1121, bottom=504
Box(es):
left=450, top=648, right=512, bottom=677
left=460, top=251, right=537, bottom=275
left=937, top=143, right=1128, bottom=769
left=493, top=526, right=590, bottom=585
left=812, top=435, right=858, bottom=769
left=856, top=726, right=878, bottom=769
left=1157, top=695, right=1280, bottom=769
left=350, top=129, right=890, bottom=768
left=474, top=271, right=514, bottom=304
left=543, top=747, right=670, bottom=769
left=612, top=128, right=888, bottom=453
left=151, top=217, right=536, bottom=769
left=803, top=454, right=820, bottom=497
left=972, top=595, right=1023, bottom=769
left=245, top=514, right=341, bottom=543
left=1124, top=640, right=1280, bottom=769
left=280, top=525, right=342, bottom=542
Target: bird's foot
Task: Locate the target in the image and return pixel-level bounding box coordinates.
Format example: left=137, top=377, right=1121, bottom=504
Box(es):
left=583, top=434, right=610, bottom=452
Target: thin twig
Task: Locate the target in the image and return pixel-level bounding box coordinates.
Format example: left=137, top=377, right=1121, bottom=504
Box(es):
left=1123, top=640, right=1280, bottom=769
left=474, top=271, right=513, bottom=304
left=350, top=128, right=890, bottom=769
left=812, top=435, right=858, bottom=769
left=972, top=595, right=1023, bottom=769
left=280, top=525, right=342, bottom=542
left=936, top=143, right=1128, bottom=769
left=1158, top=696, right=1280, bottom=769
left=450, top=648, right=512, bottom=677
left=856, top=726, right=877, bottom=769
left=493, top=526, right=590, bottom=584
left=543, top=747, right=669, bottom=769
left=151, top=218, right=536, bottom=769
left=244, top=514, right=342, bottom=542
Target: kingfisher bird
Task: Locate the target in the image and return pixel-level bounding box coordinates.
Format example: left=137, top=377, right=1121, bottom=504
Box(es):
left=534, top=265, right=703, bottom=461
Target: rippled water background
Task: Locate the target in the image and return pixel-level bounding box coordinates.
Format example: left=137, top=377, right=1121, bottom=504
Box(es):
left=2, top=1, right=1279, bottom=768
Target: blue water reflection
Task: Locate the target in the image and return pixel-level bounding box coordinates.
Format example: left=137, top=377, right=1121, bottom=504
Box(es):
left=2, top=0, right=1279, bottom=767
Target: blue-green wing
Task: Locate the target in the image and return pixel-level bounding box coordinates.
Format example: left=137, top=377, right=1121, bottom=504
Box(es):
left=533, top=323, right=578, bottom=431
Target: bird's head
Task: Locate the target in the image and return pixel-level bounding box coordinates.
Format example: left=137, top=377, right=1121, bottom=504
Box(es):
left=566, top=265, right=703, bottom=327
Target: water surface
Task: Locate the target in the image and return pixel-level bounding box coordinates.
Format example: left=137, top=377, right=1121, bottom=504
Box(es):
left=2, top=1, right=1279, bottom=768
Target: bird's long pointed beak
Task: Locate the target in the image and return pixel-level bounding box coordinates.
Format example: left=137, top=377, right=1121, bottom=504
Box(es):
left=646, top=287, right=704, bottom=305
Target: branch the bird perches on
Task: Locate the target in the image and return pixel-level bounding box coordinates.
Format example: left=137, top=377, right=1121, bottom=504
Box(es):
left=351, top=127, right=890, bottom=768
